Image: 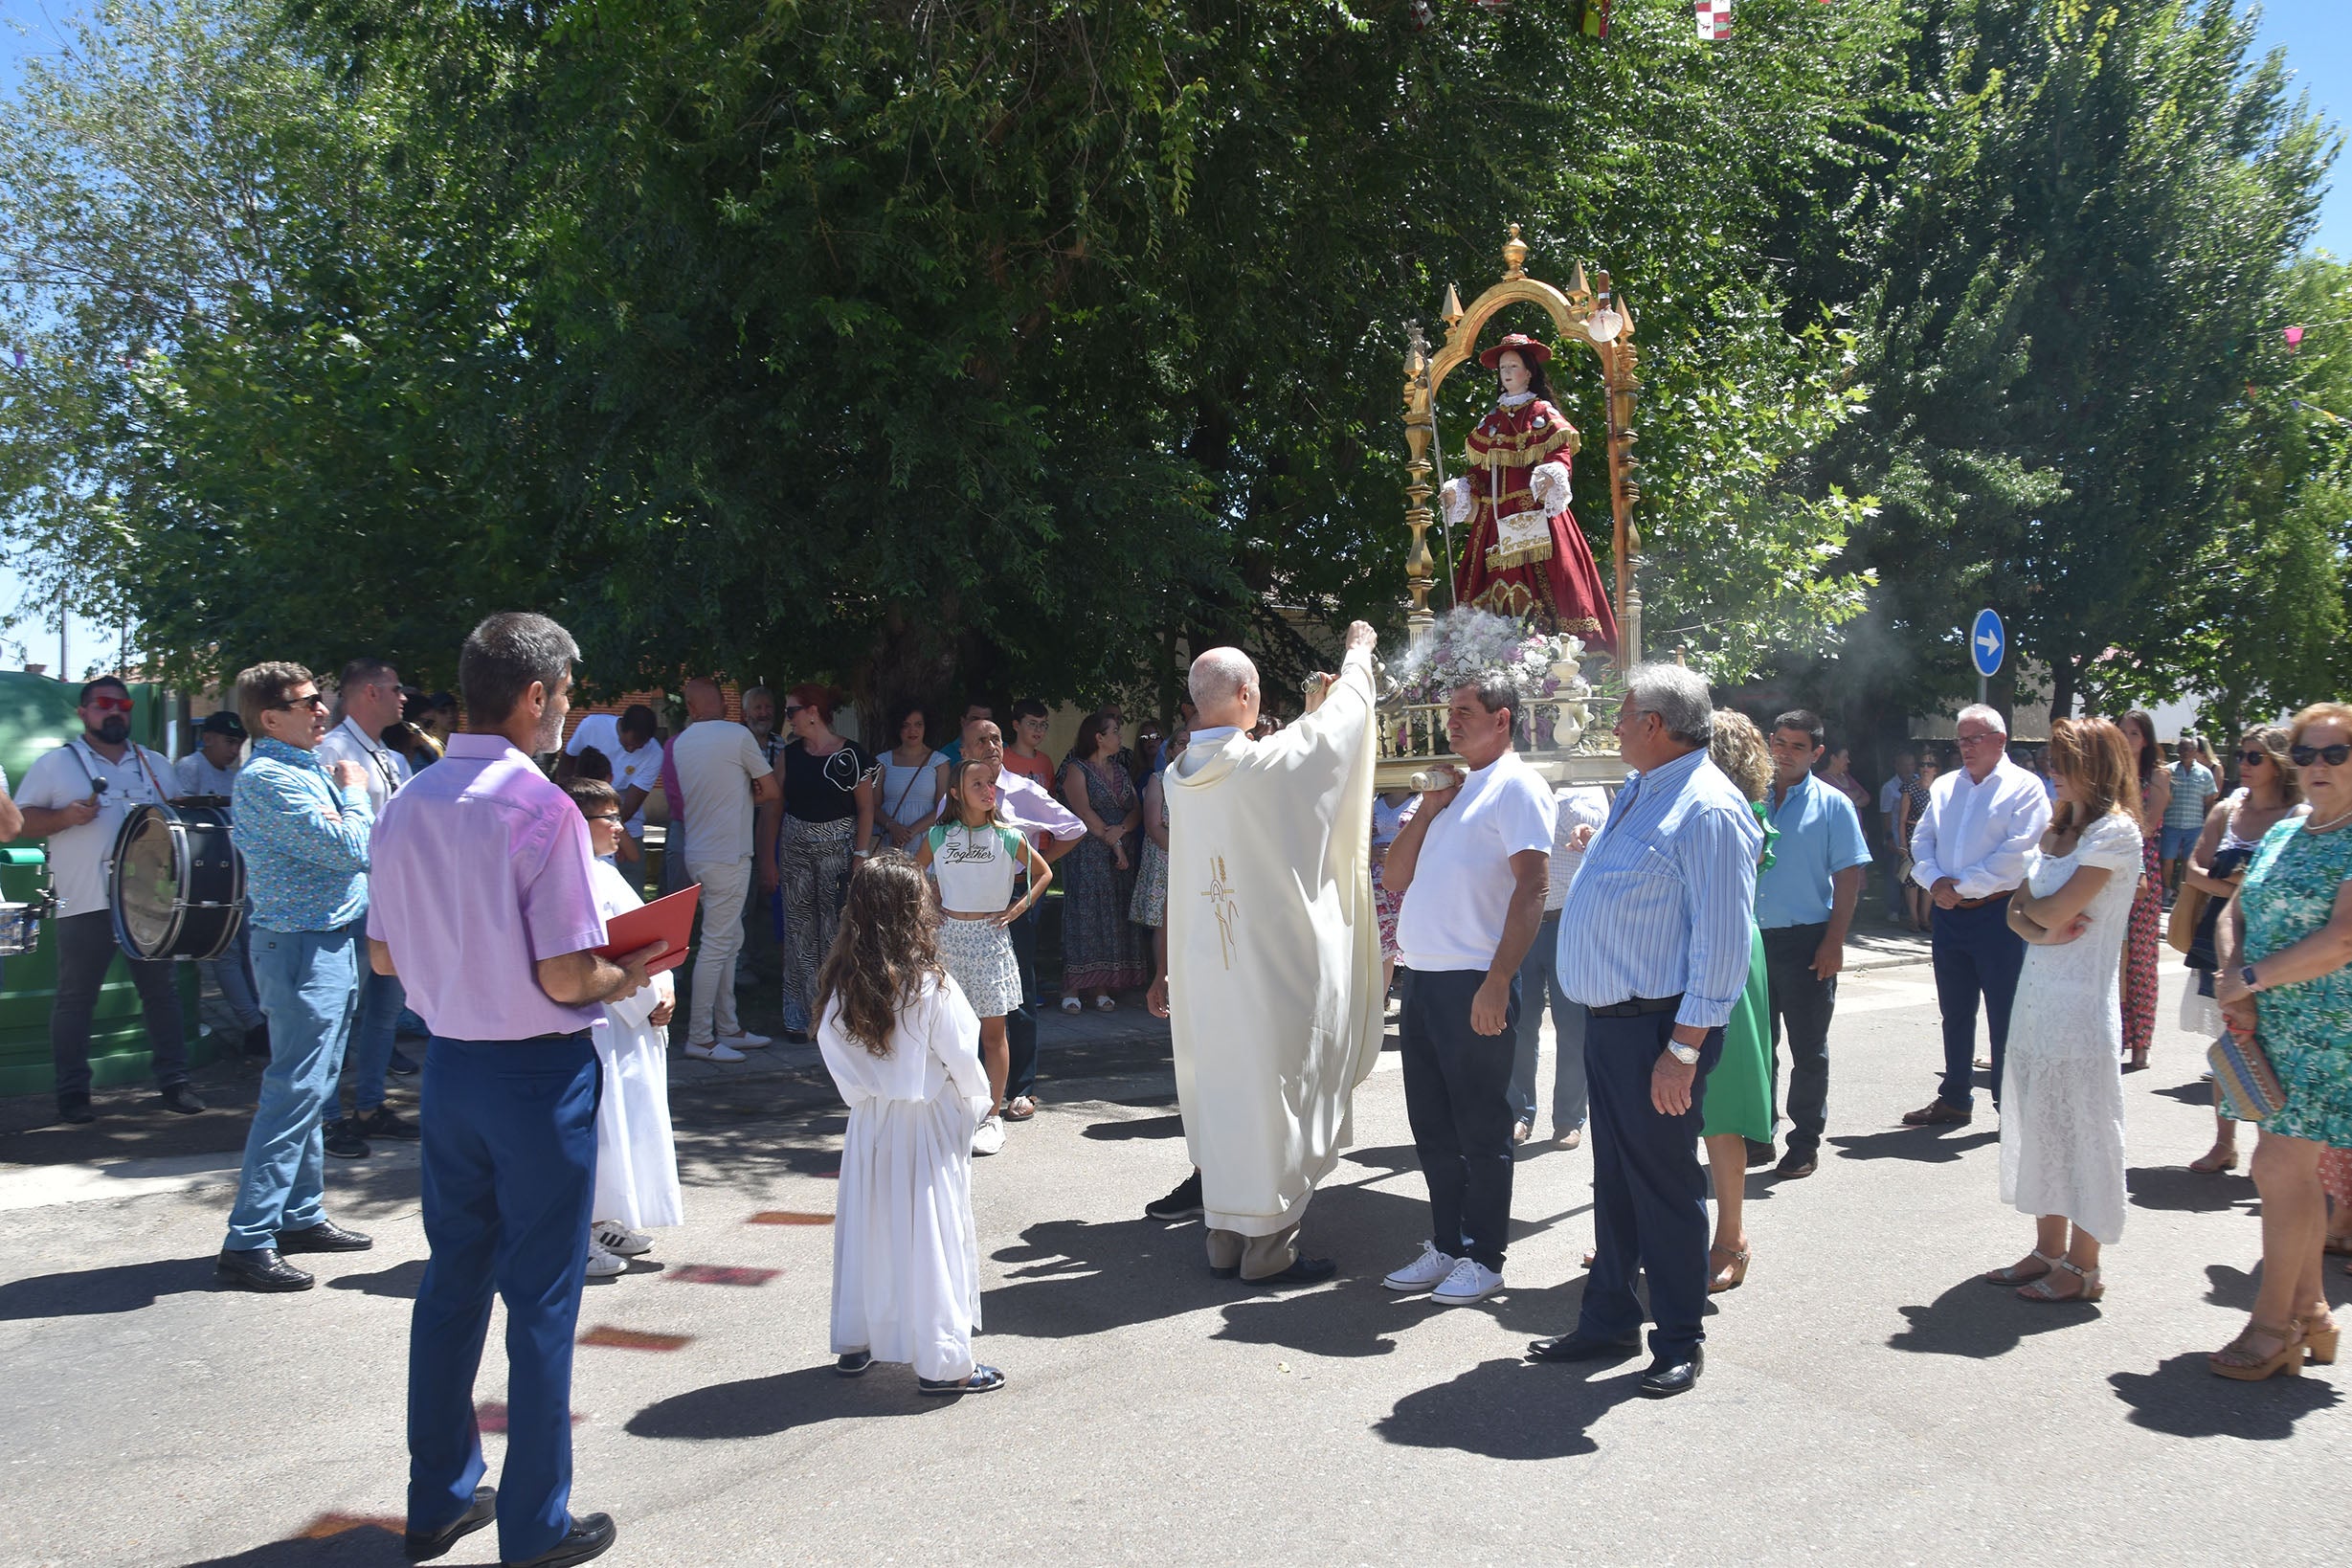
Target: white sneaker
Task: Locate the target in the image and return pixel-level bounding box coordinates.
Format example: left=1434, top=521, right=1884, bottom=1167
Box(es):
left=717, top=1030, right=772, bottom=1050
left=593, top=1220, right=652, bottom=1258
left=684, top=1041, right=746, bottom=1063
left=585, top=1241, right=627, bottom=1278
left=971, top=1114, right=1006, bottom=1156
left=1429, top=1256, right=1503, bottom=1305
left=1383, top=1241, right=1458, bottom=1292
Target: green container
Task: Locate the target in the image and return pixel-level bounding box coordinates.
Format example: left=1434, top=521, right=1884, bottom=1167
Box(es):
left=0, top=671, right=206, bottom=1099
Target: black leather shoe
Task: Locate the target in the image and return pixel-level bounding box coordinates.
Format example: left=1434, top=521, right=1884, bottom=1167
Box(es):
left=1639, top=1347, right=1704, bottom=1398
left=1143, top=1170, right=1203, bottom=1221
left=405, top=1486, right=494, bottom=1561
left=243, top=1021, right=274, bottom=1058
left=1527, top=1332, right=1642, bottom=1363
left=355, top=1106, right=420, bottom=1139
left=278, top=1219, right=374, bottom=1253
left=56, top=1094, right=95, bottom=1125
left=1207, top=1264, right=1240, bottom=1280
left=325, top=1119, right=370, bottom=1159
left=1246, top=1255, right=1336, bottom=1288
left=388, top=1048, right=420, bottom=1077
left=216, top=1245, right=315, bottom=1292
left=834, top=1350, right=873, bottom=1378
left=159, top=1083, right=207, bottom=1115
left=1776, top=1151, right=1819, bottom=1179
left=1744, top=1138, right=1776, bottom=1167
left=504, top=1512, right=616, bottom=1567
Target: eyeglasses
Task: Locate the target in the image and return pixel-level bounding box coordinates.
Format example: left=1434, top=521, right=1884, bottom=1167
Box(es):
left=2239, top=750, right=2271, bottom=768
left=85, top=694, right=132, bottom=714
left=1955, top=730, right=2003, bottom=746
left=585, top=812, right=623, bottom=823
left=272, top=693, right=329, bottom=712
left=2290, top=742, right=2352, bottom=767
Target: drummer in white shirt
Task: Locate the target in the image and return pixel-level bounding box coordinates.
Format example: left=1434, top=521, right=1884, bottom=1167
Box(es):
left=174, top=710, right=250, bottom=799
left=315, top=658, right=415, bottom=1155
left=14, top=676, right=202, bottom=1123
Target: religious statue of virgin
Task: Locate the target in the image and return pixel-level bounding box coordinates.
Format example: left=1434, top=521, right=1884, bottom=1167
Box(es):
left=1439, top=332, right=1618, bottom=650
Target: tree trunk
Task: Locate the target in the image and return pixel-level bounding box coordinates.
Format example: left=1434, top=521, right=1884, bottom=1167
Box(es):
left=2048, top=652, right=2078, bottom=730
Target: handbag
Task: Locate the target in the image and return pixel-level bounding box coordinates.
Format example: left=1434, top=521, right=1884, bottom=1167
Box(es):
left=2180, top=843, right=2251, bottom=971
left=2165, top=885, right=2206, bottom=956
left=2207, top=1031, right=2288, bottom=1122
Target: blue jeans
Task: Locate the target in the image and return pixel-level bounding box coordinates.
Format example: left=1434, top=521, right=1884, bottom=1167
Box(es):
left=223, top=923, right=360, bottom=1249
left=198, top=920, right=265, bottom=1039
left=1507, top=911, right=1588, bottom=1131
left=408, top=1034, right=599, bottom=1563
left=344, top=963, right=407, bottom=1117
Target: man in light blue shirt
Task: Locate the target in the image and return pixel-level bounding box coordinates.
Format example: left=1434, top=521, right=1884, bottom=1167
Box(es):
left=1537, top=664, right=1760, bottom=1398
left=1756, top=710, right=1872, bottom=1178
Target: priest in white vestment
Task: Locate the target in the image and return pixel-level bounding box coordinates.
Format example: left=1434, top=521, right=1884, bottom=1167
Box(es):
left=1147, top=620, right=1385, bottom=1284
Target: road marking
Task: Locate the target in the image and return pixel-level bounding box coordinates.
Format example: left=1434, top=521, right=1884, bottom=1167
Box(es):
left=297, top=1512, right=401, bottom=1539
left=666, top=1264, right=779, bottom=1287
left=578, top=1325, right=693, bottom=1352
left=748, top=1210, right=834, bottom=1224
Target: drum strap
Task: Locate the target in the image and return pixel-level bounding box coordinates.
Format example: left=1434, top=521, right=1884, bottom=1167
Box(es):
left=65, top=737, right=170, bottom=806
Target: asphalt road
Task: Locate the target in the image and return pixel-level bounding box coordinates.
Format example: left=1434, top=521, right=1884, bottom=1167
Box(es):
left=0, top=960, right=2341, bottom=1568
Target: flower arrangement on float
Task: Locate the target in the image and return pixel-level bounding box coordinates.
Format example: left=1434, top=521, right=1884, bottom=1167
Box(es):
left=1384, top=606, right=1596, bottom=757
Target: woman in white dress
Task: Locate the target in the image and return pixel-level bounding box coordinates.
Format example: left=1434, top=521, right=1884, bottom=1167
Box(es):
left=564, top=780, right=683, bottom=1277
left=1984, top=717, right=2143, bottom=1303
left=817, top=853, right=1004, bottom=1394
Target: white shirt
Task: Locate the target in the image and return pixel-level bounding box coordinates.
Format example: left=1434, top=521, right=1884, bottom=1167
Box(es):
left=316, top=716, right=411, bottom=816
left=1545, top=785, right=1612, bottom=911
left=669, top=720, right=772, bottom=866
left=565, top=726, right=662, bottom=838
left=1878, top=773, right=1910, bottom=819
left=15, top=739, right=177, bottom=917
left=174, top=750, right=244, bottom=798
left=1395, top=750, right=1555, bottom=972
left=1909, top=755, right=2052, bottom=900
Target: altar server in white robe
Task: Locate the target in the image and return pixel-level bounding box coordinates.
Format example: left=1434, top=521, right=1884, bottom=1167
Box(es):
left=567, top=781, right=683, bottom=1277
left=1147, top=619, right=1384, bottom=1286
left=817, top=854, right=1003, bottom=1394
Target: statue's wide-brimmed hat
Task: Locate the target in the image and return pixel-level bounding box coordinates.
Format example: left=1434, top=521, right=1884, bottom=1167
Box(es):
left=1478, top=332, right=1554, bottom=368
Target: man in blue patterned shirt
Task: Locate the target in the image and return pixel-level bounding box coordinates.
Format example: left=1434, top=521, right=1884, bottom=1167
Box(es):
left=217, top=661, right=378, bottom=1292
left=1534, top=663, right=1761, bottom=1398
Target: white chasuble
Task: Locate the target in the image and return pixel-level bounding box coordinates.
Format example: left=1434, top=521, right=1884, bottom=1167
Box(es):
left=1166, top=645, right=1385, bottom=1237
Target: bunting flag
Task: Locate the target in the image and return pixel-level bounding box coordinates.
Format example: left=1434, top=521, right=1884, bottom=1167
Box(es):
left=2284, top=325, right=2305, bottom=351
left=2293, top=399, right=2346, bottom=426
left=1695, top=0, right=1733, bottom=40
left=1408, top=0, right=1434, bottom=28
left=1582, top=0, right=1614, bottom=37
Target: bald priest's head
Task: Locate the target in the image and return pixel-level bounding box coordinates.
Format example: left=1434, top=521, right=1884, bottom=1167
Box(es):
left=1189, top=647, right=1262, bottom=734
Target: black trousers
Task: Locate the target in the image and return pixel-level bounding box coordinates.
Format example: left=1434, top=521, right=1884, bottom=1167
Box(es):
left=1760, top=924, right=1836, bottom=1155
left=1004, top=894, right=1041, bottom=1100
left=1400, top=966, right=1520, bottom=1273
left=1930, top=897, right=2025, bottom=1109
left=51, top=909, right=189, bottom=1100
left=1575, top=1006, right=1719, bottom=1361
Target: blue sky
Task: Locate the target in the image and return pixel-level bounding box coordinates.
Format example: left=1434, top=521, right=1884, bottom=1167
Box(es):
left=0, top=0, right=2346, bottom=672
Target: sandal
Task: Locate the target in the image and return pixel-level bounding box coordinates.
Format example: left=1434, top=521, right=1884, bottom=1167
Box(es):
left=2122, top=1051, right=2150, bottom=1073
left=2323, top=1233, right=2352, bottom=1257
left=2208, top=1319, right=2305, bottom=1381
left=1093, top=995, right=1116, bottom=1013
left=2305, top=1316, right=2340, bottom=1366
left=1059, top=997, right=1082, bottom=1014
left=2017, top=1258, right=2102, bottom=1303
left=2188, top=1149, right=2240, bottom=1175
left=1708, top=1243, right=1750, bottom=1293
left=1982, top=1249, right=2060, bottom=1286
left=1003, top=1095, right=1037, bottom=1122
left=918, top=1363, right=1006, bottom=1396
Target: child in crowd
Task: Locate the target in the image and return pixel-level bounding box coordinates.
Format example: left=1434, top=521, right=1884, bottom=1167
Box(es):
left=912, top=759, right=1052, bottom=1156
left=563, top=779, right=683, bottom=1278
left=817, top=853, right=1003, bottom=1395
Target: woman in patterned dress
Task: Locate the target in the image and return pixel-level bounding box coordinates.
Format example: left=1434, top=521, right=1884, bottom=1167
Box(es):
left=1370, top=786, right=1420, bottom=998
left=2117, top=711, right=2171, bottom=1071
left=2208, top=702, right=2352, bottom=1378
left=1057, top=711, right=1147, bottom=1009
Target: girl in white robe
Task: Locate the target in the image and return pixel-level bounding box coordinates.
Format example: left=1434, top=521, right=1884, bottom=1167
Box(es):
left=566, top=781, right=683, bottom=1275
left=817, top=853, right=1003, bottom=1394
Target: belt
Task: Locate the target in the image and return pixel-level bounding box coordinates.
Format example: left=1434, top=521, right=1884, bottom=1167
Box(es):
left=526, top=1028, right=594, bottom=1042
left=1953, top=890, right=2014, bottom=910
left=1588, top=994, right=1683, bottom=1018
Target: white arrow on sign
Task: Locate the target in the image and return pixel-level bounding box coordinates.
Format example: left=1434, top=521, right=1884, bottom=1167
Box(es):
left=1976, top=626, right=2002, bottom=661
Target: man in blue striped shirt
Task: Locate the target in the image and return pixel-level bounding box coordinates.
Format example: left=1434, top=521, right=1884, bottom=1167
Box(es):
left=1534, top=664, right=1761, bottom=1398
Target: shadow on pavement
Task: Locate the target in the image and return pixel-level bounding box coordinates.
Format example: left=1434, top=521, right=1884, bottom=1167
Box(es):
left=2149, top=1077, right=2217, bottom=1108
left=1079, top=1112, right=1183, bottom=1142
left=981, top=1218, right=1239, bottom=1339
left=181, top=1522, right=404, bottom=1566
left=2109, top=1353, right=2341, bottom=1437
left=2200, top=1261, right=2352, bottom=1313
left=1828, top=1128, right=1998, bottom=1164
left=326, top=1259, right=429, bottom=1301
left=626, top=1364, right=950, bottom=1440
left=2126, top=1164, right=2255, bottom=1214
left=1375, top=1356, right=1632, bottom=1459
left=0, top=1254, right=222, bottom=1319
left=1887, top=1276, right=2101, bottom=1356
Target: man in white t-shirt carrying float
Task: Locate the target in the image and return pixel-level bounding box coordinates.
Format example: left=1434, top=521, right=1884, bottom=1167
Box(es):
left=1378, top=673, right=1556, bottom=1306
left=1146, top=620, right=1385, bottom=1287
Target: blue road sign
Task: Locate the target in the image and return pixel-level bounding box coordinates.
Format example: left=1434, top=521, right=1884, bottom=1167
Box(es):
left=1970, top=608, right=2005, bottom=679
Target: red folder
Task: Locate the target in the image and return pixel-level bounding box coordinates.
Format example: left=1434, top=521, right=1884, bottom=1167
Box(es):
left=594, top=884, right=699, bottom=976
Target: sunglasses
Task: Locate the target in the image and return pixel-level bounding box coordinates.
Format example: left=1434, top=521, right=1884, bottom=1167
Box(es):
left=2239, top=750, right=2271, bottom=767
left=85, top=694, right=133, bottom=714
left=273, top=693, right=329, bottom=712
left=2290, top=743, right=2352, bottom=767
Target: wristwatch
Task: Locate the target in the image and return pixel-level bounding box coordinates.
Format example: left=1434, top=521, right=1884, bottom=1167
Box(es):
left=2240, top=964, right=2264, bottom=995
left=1667, top=1042, right=1702, bottom=1066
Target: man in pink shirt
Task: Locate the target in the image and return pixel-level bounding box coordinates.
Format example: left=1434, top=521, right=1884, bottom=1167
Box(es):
left=369, top=613, right=662, bottom=1568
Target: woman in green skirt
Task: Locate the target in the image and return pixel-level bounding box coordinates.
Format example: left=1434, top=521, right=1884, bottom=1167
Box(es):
left=1703, top=710, right=1778, bottom=1293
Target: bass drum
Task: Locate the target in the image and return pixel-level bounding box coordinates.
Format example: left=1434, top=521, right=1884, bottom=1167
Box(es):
left=109, top=800, right=245, bottom=962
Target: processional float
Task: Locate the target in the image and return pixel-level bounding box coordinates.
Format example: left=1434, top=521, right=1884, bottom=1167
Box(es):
left=1377, top=225, right=1644, bottom=788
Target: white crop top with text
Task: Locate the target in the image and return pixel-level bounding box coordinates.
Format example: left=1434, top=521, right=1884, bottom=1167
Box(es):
left=928, top=821, right=1024, bottom=911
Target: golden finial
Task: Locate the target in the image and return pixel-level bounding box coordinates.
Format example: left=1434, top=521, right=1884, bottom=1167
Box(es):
left=1440, top=283, right=1463, bottom=325
left=1566, top=259, right=1590, bottom=298
left=1502, top=223, right=1528, bottom=280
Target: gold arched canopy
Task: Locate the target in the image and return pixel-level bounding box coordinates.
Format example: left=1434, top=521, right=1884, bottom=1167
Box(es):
left=1400, top=225, right=1643, bottom=662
